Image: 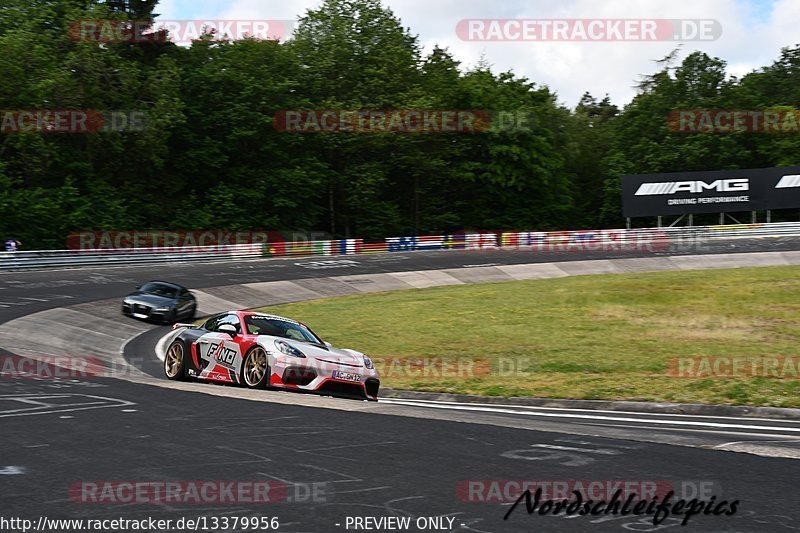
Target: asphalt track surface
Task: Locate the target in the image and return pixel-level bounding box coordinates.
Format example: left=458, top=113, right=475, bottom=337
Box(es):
left=3, top=240, right=800, bottom=532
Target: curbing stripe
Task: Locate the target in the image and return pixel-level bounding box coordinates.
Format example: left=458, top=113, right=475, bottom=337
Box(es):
left=496, top=263, right=569, bottom=280
left=191, top=290, right=245, bottom=315
left=389, top=270, right=465, bottom=288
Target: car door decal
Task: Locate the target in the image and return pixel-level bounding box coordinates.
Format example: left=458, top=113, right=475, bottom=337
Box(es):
left=210, top=341, right=237, bottom=367
left=196, top=333, right=242, bottom=383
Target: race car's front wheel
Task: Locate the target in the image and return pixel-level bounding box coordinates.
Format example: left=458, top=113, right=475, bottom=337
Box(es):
left=242, top=346, right=269, bottom=389
left=164, top=340, right=187, bottom=381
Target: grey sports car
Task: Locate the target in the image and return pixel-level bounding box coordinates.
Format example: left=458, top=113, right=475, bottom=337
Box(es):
left=122, top=280, right=196, bottom=324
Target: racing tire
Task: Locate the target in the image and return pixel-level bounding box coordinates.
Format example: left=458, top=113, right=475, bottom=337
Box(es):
left=241, top=346, right=270, bottom=389
left=164, top=340, right=188, bottom=381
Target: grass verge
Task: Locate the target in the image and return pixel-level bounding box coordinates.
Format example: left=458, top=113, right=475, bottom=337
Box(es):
left=256, top=266, right=800, bottom=407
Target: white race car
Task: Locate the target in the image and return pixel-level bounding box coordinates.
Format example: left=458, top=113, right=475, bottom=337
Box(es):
left=164, top=310, right=380, bottom=401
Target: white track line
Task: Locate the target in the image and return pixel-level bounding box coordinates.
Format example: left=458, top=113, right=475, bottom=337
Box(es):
left=383, top=398, right=800, bottom=423
left=380, top=398, right=800, bottom=434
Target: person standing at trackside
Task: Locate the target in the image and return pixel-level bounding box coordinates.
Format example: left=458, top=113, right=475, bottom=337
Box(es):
left=4, top=238, right=21, bottom=252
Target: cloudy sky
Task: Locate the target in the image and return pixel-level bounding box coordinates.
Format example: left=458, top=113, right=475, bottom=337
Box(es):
left=156, top=0, right=797, bottom=108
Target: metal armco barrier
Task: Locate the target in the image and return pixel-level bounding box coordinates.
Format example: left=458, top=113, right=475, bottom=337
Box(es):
left=2, top=223, right=800, bottom=270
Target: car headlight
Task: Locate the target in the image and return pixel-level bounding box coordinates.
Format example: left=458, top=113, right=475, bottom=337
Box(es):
left=275, top=340, right=306, bottom=358
left=363, top=355, right=374, bottom=369
left=155, top=307, right=171, bottom=312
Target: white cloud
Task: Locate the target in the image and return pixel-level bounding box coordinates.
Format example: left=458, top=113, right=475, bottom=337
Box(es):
left=157, top=0, right=800, bottom=107
left=217, top=0, right=319, bottom=21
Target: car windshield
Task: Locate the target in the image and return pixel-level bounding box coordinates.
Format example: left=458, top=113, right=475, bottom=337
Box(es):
left=244, top=315, right=322, bottom=343
left=140, top=282, right=177, bottom=298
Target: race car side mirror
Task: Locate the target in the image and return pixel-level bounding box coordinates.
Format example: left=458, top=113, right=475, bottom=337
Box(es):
left=218, top=324, right=238, bottom=338
left=324, top=341, right=332, bottom=348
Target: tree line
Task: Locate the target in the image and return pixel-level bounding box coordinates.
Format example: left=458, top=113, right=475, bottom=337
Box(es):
left=1, top=0, right=800, bottom=249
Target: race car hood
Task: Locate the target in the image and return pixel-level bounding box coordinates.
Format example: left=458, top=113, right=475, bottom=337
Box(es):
left=125, top=292, right=174, bottom=307
left=258, top=336, right=365, bottom=367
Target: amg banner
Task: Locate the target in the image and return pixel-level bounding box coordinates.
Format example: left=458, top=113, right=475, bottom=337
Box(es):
left=622, top=165, right=800, bottom=217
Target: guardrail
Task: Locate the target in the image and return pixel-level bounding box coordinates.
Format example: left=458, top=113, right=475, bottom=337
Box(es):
left=2, top=223, right=800, bottom=270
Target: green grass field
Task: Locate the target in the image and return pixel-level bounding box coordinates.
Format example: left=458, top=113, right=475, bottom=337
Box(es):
left=257, top=266, right=800, bottom=407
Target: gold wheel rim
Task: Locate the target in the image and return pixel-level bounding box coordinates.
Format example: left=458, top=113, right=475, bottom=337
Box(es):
left=244, top=347, right=268, bottom=386
left=165, top=343, right=183, bottom=377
